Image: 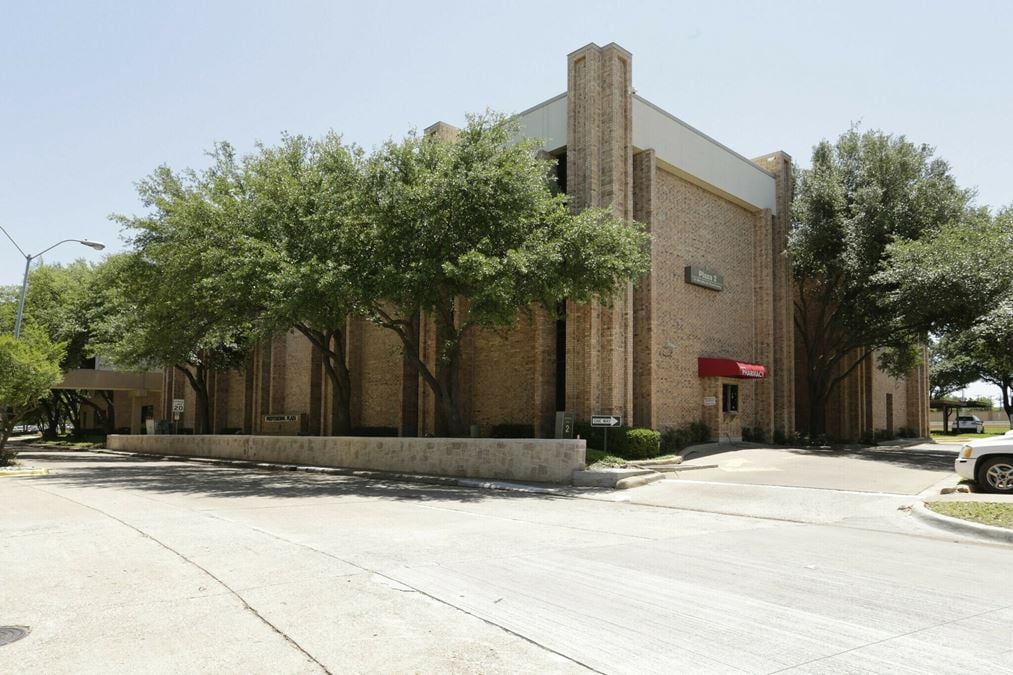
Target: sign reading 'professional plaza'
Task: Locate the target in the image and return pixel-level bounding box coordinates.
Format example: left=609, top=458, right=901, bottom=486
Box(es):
left=684, top=265, right=724, bottom=291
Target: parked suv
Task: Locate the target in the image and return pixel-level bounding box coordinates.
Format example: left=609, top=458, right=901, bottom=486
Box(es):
left=955, top=430, right=1013, bottom=493
left=951, top=415, right=985, bottom=433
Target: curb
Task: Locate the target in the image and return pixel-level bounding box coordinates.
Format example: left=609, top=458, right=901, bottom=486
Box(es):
left=0, top=468, right=48, bottom=477
left=615, top=472, right=664, bottom=490
left=911, top=501, right=1013, bottom=545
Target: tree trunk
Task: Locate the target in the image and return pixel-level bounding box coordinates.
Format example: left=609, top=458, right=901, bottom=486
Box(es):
left=805, top=371, right=829, bottom=438
left=175, top=364, right=211, bottom=434
left=41, top=392, right=60, bottom=439
left=321, top=350, right=352, bottom=436
left=1002, top=378, right=1013, bottom=430
left=101, top=390, right=115, bottom=434
left=435, top=342, right=467, bottom=437
left=298, top=325, right=352, bottom=436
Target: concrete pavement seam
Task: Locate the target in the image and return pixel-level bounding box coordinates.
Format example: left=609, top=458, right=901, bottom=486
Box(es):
left=21, top=483, right=333, bottom=675
left=75, top=447, right=1011, bottom=549
left=911, top=501, right=1013, bottom=545
left=765, top=599, right=1013, bottom=674
left=198, top=511, right=605, bottom=674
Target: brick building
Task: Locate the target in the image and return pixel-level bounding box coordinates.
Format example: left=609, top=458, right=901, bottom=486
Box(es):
left=160, top=42, right=928, bottom=442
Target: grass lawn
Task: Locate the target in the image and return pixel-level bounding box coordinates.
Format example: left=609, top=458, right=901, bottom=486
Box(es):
left=584, top=449, right=683, bottom=467
left=928, top=502, right=1013, bottom=529
left=930, top=429, right=1010, bottom=443
left=585, top=449, right=627, bottom=467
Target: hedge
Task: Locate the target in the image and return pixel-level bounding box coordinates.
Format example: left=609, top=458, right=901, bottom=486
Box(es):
left=659, top=421, right=710, bottom=453
left=574, top=423, right=661, bottom=459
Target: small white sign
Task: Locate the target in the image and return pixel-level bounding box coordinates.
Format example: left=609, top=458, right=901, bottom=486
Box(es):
left=172, top=398, right=185, bottom=413
left=703, top=396, right=717, bottom=407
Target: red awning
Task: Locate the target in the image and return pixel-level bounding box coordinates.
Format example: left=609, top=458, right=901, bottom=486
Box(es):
left=697, top=357, right=767, bottom=379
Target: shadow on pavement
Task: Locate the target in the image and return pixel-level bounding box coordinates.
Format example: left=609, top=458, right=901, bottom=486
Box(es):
left=13, top=450, right=570, bottom=505
left=682, top=442, right=956, bottom=472
left=783, top=445, right=956, bottom=471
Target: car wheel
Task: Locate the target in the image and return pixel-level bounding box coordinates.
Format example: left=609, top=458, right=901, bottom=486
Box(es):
left=979, top=456, right=1013, bottom=494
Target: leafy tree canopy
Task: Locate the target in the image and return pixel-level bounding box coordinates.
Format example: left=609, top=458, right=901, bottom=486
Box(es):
left=357, top=112, right=650, bottom=434
left=0, top=329, right=64, bottom=456
left=791, top=126, right=971, bottom=435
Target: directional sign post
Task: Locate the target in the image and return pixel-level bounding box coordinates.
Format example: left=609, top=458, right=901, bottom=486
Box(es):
left=172, top=399, right=184, bottom=434
left=591, top=415, right=622, bottom=455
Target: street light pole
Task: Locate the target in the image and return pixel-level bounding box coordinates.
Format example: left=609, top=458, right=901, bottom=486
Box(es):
left=0, top=225, right=106, bottom=339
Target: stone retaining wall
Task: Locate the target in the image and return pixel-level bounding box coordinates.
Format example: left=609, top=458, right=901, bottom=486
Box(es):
left=106, top=435, right=586, bottom=484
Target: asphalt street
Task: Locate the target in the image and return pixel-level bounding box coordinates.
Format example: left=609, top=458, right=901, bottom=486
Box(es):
left=3, top=446, right=1012, bottom=674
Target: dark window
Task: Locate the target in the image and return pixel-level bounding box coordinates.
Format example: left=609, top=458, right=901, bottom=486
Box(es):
left=722, top=384, right=739, bottom=413
left=554, top=300, right=566, bottom=411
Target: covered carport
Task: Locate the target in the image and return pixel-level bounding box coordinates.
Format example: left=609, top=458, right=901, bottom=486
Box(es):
left=53, top=368, right=162, bottom=434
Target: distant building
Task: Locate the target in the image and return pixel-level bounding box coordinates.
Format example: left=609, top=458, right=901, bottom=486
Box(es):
left=160, top=42, right=928, bottom=441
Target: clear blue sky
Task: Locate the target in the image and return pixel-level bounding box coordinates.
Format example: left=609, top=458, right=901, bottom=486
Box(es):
left=2, top=0, right=1011, bottom=290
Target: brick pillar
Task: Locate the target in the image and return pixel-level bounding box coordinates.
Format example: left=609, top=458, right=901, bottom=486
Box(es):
left=308, top=344, right=323, bottom=435
left=400, top=313, right=420, bottom=437
left=269, top=333, right=288, bottom=414
left=752, top=152, right=795, bottom=435
left=566, top=42, right=634, bottom=426
left=347, top=316, right=364, bottom=429
left=632, top=149, right=656, bottom=428
left=531, top=306, right=557, bottom=437
left=752, top=208, right=775, bottom=434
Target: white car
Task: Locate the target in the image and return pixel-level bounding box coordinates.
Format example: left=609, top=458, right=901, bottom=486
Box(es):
left=951, top=415, right=985, bottom=433
left=955, top=430, right=1013, bottom=493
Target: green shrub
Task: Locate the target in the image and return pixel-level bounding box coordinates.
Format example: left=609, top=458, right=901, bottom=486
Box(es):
left=490, top=423, right=535, bottom=438
left=773, top=428, right=787, bottom=445
left=624, top=428, right=662, bottom=459
left=574, top=423, right=660, bottom=459
left=660, top=421, right=710, bottom=453
left=743, top=426, right=767, bottom=443
left=875, top=428, right=896, bottom=442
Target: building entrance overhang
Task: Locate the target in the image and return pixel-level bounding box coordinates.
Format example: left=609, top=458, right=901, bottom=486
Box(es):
left=697, top=357, right=767, bottom=379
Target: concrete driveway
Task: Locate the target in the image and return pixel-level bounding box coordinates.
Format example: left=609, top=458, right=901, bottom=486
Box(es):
left=676, top=442, right=957, bottom=494
left=3, top=448, right=1012, bottom=674
left=611, top=442, right=960, bottom=526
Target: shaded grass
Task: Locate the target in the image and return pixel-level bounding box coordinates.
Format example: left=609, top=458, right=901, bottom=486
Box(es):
left=585, top=449, right=628, bottom=467
left=930, top=430, right=1009, bottom=443
left=928, top=502, right=1013, bottom=529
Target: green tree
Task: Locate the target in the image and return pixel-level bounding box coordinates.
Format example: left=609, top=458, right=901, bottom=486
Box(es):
left=356, top=113, right=650, bottom=436
left=791, top=127, right=970, bottom=436
left=883, top=207, right=1013, bottom=428
left=239, top=133, right=362, bottom=434
left=0, top=330, right=64, bottom=461
left=97, top=146, right=263, bottom=433
left=0, top=261, right=117, bottom=437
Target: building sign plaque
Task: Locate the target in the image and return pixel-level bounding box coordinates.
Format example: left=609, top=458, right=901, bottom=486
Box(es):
left=684, top=266, right=724, bottom=291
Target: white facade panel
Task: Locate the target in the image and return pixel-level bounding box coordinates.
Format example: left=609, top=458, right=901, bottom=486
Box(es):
left=632, top=96, right=777, bottom=214
left=517, top=93, right=567, bottom=153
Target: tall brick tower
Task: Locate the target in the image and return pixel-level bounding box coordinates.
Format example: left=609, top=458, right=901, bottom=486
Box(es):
left=565, top=43, right=635, bottom=424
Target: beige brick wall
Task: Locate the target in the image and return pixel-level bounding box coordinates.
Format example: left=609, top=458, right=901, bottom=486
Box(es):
left=649, top=167, right=763, bottom=435
left=351, top=317, right=403, bottom=429
left=282, top=330, right=313, bottom=417
left=463, top=310, right=554, bottom=435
